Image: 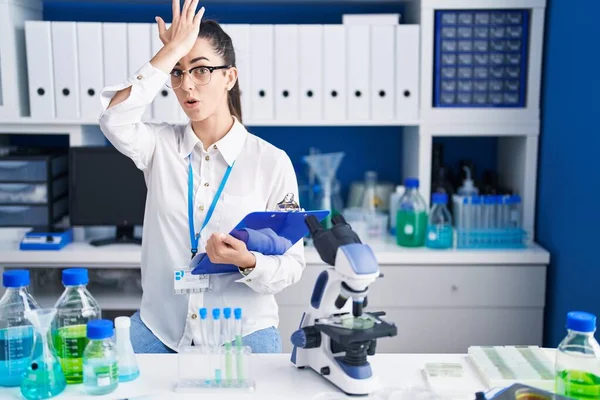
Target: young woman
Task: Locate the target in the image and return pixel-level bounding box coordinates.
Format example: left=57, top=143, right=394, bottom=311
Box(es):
left=98, top=0, right=305, bottom=353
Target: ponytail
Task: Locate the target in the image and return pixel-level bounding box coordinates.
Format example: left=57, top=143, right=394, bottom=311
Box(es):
left=228, top=80, right=243, bottom=123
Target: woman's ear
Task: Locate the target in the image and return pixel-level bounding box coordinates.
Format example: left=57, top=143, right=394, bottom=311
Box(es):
left=226, top=67, right=238, bottom=91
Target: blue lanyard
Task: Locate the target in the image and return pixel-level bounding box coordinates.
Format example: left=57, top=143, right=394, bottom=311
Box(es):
left=188, top=154, right=234, bottom=258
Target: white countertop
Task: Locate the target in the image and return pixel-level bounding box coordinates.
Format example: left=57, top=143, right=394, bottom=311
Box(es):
left=0, top=353, right=491, bottom=400
left=0, top=236, right=550, bottom=268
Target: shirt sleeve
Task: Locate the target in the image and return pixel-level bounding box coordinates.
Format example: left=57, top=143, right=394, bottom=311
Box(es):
left=98, top=62, right=170, bottom=171
left=235, top=151, right=306, bottom=294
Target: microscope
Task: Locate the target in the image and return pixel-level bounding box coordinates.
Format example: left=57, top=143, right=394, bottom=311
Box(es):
left=290, top=214, right=397, bottom=395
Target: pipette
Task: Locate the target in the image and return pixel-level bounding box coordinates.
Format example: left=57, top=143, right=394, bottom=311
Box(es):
left=212, top=308, right=222, bottom=385
left=223, top=308, right=232, bottom=385
left=234, top=308, right=244, bottom=383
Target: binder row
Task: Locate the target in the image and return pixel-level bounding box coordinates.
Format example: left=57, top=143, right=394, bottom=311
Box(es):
left=25, top=21, right=420, bottom=123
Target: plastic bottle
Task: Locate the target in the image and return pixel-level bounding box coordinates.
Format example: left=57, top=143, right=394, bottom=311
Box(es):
left=457, top=166, right=479, bottom=196
left=53, top=268, right=101, bottom=384
left=508, top=195, right=522, bottom=228
left=396, top=178, right=428, bottom=247
left=389, top=185, right=406, bottom=235
left=426, top=193, right=453, bottom=249
left=0, top=270, right=40, bottom=387
left=114, top=317, right=139, bottom=382
left=83, top=319, right=118, bottom=395
left=555, top=311, right=600, bottom=399
left=360, top=171, right=379, bottom=213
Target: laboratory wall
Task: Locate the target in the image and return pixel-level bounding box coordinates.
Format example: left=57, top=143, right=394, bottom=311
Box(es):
left=538, top=0, right=600, bottom=347
left=38, top=0, right=497, bottom=203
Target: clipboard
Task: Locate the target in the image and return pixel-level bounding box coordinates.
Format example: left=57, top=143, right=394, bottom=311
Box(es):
left=190, top=210, right=329, bottom=275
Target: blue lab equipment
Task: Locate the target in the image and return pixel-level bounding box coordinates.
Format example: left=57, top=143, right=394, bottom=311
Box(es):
left=426, top=193, right=453, bottom=249
left=115, top=317, right=139, bottom=382
left=83, top=319, right=118, bottom=395
left=0, top=270, right=40, bottom=387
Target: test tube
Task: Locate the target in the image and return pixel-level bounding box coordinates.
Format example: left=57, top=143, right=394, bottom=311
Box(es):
left=199, top=307, right=208, bottom=347
left=223, top=308, right=233, bottom=385
left=471, top=196, right=482, bottom=247
left=199, top=307, right=211, bottom=385
left=212, top=308, right=222, bottom=386
left=460, top=196, right=469, bottom=248
left=494, top=195, right=504, bottom=229
left=234, top=308, right=244, bottom=384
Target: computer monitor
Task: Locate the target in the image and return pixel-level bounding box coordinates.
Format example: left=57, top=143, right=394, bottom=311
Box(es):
left=69, top=146, right=147, bottom=246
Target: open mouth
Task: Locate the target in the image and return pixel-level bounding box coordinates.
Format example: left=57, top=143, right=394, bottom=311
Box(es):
left=184, top=98, right=199, bottom=109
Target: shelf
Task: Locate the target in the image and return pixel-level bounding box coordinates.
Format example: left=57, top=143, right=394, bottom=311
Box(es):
left=0, top=236, right=550, bottom=268
left=0, top=118, right=419, bottom=133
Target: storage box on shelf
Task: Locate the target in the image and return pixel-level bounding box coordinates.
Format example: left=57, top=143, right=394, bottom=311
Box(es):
left=0, top=0, right=42, bottom=119
left=417, top=0, right=546, bottom=125
left=0, top=151, right=69, bottom=228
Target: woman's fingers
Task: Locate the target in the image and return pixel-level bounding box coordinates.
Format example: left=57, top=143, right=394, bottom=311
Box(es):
left=172, top=0, right=181, bottom=20
left=187, top=0, right=199, bottom=21
left=180, top=0, right=191, bottom=21
left=156, top=16, right=166, bottom=37
left=193, top=6, right=205, bottom=26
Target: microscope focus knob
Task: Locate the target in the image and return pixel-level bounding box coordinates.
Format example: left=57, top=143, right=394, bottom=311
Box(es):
left=291, top=326, right=321, bottom=349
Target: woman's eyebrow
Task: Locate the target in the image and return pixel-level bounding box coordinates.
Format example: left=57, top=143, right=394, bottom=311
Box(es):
left=175, top=56, right=210, bottom=66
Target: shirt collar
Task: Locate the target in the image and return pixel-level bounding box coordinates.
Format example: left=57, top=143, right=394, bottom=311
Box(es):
left=179, top=117, right=248, bottom=166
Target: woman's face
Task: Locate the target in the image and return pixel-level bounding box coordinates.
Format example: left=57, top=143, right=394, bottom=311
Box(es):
left=172, top=37, right=237, bottom=121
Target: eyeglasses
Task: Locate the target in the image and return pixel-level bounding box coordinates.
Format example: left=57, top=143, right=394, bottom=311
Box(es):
left=167, top=65, right=232, bottom=89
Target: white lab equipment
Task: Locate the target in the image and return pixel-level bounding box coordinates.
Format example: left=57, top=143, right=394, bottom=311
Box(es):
left=303, top=152, right=345, bottom=229
left=457, top=166, right=479, bottom=196
left=114, top=317, right=139, bottom=382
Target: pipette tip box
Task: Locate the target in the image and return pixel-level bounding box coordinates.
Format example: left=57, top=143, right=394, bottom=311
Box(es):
left=174, top=345, right=255, bottom=393
left=468, top=346, right=555, bottom=392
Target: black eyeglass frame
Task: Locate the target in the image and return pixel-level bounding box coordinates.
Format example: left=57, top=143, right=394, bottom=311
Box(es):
left=168, top=65, right=233, bottom=88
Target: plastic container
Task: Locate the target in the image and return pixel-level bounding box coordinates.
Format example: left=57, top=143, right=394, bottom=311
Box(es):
left=0, top=270, right=40, bottom=387
left=426, top=193, right=453, bottom=249
left=388, top=185, right=405, bottom=235
left=457, top=166, right=479, bottom=196
left=52, top=268, right=101, bottom=384
left=396, top=178, right=428, bottom=247
left=83, top=320, right=118, bottom=395
left=115, top=317, right=139, bottom=382
left=555, top=311, right=600, bottom=399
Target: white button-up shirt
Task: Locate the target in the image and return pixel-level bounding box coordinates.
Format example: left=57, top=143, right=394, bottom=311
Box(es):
left=98, top=62, right=305, bottom=351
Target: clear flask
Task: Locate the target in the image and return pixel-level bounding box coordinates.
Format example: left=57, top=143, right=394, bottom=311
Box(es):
left=114, top=316, right=139, bottom=382
left=20, top=308, right=67, bottom=400
left=555, top=311, right=600, bottom=399
left=83, top=319, right=118, bottom=395
left=52, top=268, right=101, bottom=384
left=0, top=270, right=40, bottom=387
left=426, top=193, right=453, bottom=249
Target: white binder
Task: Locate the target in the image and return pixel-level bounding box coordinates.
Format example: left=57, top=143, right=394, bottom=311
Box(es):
left=225, top=24, right=251, bottom=122
left=396, top=25, right=420, bottom=122
left=102, top=23, right=128, bottom=87
left=151, top=23, right=179, bottom=122
left=274, top=25, right=299, bottom=121
left=127, top=23, right=153, bottom=120
left=299, top=25, right=323, bottom=121
left=371, top=25, right=395, bottom=121
left=323, top=25, right=346, bottom=121
left=25, top=21, right=55, bottom=119
left=346, top=25, right=370, bottom=120
left=51, top=21, right=80, bottom=119
left=249, top=25, right=274, bottom=120
left=77, top=22, right=104, bottom=121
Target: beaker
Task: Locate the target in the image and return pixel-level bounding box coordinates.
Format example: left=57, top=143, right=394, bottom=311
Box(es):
left=20, top=308, right=67, bottom=400
left=303, top=152, right=345, bottom=228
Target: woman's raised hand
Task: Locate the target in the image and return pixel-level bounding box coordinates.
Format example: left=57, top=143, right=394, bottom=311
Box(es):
left=155, top=0, right=205, bottom=57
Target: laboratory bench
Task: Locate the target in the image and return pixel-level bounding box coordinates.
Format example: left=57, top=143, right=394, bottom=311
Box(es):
left=0, top=235, right=550, bottom=354
left=0, top=352, right=495, bottom=400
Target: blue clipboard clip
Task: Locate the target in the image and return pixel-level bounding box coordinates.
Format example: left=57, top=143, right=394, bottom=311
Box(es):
left=190, top=194, right=329, bottom=275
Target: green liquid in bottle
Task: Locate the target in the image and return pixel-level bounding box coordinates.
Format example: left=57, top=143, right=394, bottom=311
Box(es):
left=396, top=210, right=428, bottom=247
left=555, top=370, right=600, bottom=399
left=53, top=325, right=88, bottom=384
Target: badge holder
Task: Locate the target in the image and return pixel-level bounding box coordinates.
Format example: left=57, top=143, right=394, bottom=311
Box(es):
left=174, top=345, right=254, bottom=393
left=173, top=267, right=211, bottom=295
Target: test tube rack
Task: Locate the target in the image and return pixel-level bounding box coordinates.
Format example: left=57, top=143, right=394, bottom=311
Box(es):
left=174, top=345, right=255, bottom=393
left=468, top=346, right=555, bottom=392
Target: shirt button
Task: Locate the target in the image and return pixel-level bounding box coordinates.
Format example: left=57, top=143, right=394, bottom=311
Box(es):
left=136, top=74, right=144, bottom=80
left=199, top=205, right=204, bottom=211
left=213, top=145, right=217, bottom=149
left=204, top=182, right=209, bottom=187
left=191, top=313, right=198, bottom=320
left=246, top=279, right=252, bottom=283
left=205, top=156, right=210, bottom=161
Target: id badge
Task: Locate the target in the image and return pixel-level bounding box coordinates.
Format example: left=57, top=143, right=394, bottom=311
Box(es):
left=173, top=267, right=211, bottom=294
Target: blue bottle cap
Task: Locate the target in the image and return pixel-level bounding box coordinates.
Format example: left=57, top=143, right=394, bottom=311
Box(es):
left=223, top=307, right=232, bottom=319
left=87, top=319, right=114, bottom=340
left=234, top=308, right=242, bottom=320
left=404, top=178, right=419, bottom=189
left=471, top=196, right=482, bottom=205
left=483, top=195, right=495, bottom=204
left=212, top=308, right=221, bottom=320
left=432, top=193, right=447, bottom=204
left=199, top=307, right=208, bottom=319
left=567, top=311, right=596, bottom=333
left=62, top=268, right=88, bottom=286
left=2, top=270, right=30, bottom=288
left=511, top=194, right=521, bottom=204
